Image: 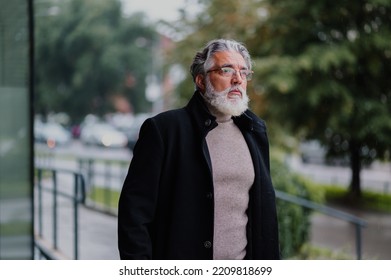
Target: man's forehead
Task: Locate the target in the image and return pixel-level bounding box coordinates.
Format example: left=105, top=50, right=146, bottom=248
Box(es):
left=212, top=51, right=246, bottom=67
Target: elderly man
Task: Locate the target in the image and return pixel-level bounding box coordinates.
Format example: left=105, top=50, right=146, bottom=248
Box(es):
left=118, top=38, right=280, bottom=260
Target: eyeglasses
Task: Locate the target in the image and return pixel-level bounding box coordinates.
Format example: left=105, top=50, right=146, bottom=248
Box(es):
left=206, top=66, right=253, bottom=81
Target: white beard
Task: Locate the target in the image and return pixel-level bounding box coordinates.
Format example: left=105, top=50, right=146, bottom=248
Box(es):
left=203, top=78, right=249, bottom=117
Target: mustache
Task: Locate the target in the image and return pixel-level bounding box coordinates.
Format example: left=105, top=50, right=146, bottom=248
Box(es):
left=225, top=85, right=245, bottom=95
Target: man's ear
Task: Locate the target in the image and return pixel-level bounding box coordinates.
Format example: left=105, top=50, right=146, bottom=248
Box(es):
left=195, top=74, right=205, bottom=92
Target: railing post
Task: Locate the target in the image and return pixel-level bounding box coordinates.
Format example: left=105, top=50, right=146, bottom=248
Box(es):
left=88, top=158, right=94, bottom=203
left=104, top=160, right=111, bottom=210
left=34, top=166, right=87, bottom=260
left=52, top=170, right=58, bottom=250
left=275, top=190, right=367, bottom=259
left=37, top=169, right=43, bottom=237
left=355, top=224, right=363, bottom=260
left=73, top=173, right=79, bottom=260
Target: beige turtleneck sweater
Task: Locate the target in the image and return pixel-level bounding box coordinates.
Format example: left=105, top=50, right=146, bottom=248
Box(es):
left=205, top=115, right=255, bottom=260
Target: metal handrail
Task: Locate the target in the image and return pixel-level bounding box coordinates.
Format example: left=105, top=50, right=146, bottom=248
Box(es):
left=78, top=157, right=128, bottom=214
left=34, top=166, right=86, bottom=259
left=34, top=157, right=368, bottom=260
left=275, top=190, right=367, bottom=259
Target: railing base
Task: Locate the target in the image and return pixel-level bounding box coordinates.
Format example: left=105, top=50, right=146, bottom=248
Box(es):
left=34, top=235, right=70, bottom=260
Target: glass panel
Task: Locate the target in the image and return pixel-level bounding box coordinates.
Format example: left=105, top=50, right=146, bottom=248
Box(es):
left=0, top=0, right=33, bottom=259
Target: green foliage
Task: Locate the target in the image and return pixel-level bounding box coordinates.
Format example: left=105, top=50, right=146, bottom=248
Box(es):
left=323, top=185, right=391, bottom=213
left=291, top=243, right=350, bottom=260
left=256, top=0, right=391, bottom=195
left=88, top=186, right=120, bottom=209
left=270, top=155, right=325, bottom=259
left=35, top=0, right=158, bottom=122
left=171, top=0, right=391, bottom=196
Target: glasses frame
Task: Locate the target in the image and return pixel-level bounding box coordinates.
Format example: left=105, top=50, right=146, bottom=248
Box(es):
left=206, top=66, right=254, bottom=81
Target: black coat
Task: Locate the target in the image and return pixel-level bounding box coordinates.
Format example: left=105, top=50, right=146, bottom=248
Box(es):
left=118, top=91, right=280, bottom=260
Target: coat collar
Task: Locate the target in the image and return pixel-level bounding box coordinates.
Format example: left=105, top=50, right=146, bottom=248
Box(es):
left=185, top=90, right=257, bottom=136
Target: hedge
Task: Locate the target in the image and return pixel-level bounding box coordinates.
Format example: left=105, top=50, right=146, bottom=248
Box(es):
left=270, top=156, right=324, bottom=259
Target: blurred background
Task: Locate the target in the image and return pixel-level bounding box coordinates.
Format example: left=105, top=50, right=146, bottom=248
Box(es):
left=1, top=0, right=390, bottom=260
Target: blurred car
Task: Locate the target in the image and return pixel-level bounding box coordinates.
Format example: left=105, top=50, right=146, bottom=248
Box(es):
left=80, top=122, right=128, bottom=148
left=119, top=113, right=151, bottom=151
left=34, top=121, right=72, bottom=149
left=300, top=140, right=326, bottom=164
left=300, top=140, right=349, bottom=166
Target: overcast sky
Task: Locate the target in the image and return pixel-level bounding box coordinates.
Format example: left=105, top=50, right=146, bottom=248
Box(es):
left=120, top=0, right=189, bottom=22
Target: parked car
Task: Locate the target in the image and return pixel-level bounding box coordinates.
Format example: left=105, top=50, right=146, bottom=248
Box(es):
left=119, top=113, right=151, bottom=151
left=34, top=121, right=72, bottom=149
left=300, top=140, right=349, bottom=166
left=80, top=122, right=128, bottom=148
left=300, top=140, right=326, bottom=164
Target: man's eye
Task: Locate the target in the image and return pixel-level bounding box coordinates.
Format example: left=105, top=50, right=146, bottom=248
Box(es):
left=221, top=67, right=234, bottom=74
left=240, top=70, right=249, bottom=75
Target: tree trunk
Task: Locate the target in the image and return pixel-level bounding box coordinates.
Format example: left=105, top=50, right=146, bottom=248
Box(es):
left=349, top=140, right=362, bottom=197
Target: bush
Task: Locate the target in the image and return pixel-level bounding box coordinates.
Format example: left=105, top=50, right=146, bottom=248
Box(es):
left=324, top=185, right=391, bottom=213
left=270, top=156, right=324, bottom=259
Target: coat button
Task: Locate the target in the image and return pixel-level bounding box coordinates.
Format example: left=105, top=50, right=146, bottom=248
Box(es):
left=204, top=119, right=212, bottom=126
left=206, top=192, right=213, bottom=199
left=204, top=241, right=212, bottom=248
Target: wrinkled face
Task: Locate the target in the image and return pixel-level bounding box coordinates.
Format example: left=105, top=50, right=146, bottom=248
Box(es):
left=196, top=51, right=249, bottom=116
left=197, top=51, right=248, bottom=94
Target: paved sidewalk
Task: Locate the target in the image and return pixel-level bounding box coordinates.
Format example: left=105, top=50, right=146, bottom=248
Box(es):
left=35, top=156, right=391, bottom=260
left=41, top=203, right=390, bottom=260
left=35, top=189, right=120, bottom=260
left=76, top=206, right=119, bottom=260
left=310, top=205, right=391, bottom=260
left=287, top=156, right=391, bottom=259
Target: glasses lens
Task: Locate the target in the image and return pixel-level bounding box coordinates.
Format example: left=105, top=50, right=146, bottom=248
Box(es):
left=220, top=67, right=235, bottom=77
left=212, top=67, right=253, bottom=81
left=241, top=70, right=252, bottom=81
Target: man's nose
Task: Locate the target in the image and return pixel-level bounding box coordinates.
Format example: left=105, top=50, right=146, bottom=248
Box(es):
left=231, top=70, right=244, bottom=84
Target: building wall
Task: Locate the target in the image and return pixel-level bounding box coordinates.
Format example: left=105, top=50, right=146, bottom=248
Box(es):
left=0, top=0, right=34, bottom=259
